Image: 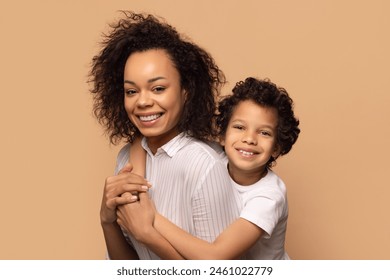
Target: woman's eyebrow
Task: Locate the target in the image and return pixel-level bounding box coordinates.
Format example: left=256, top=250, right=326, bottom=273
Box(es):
left=124, top=76, right=167, bottom=85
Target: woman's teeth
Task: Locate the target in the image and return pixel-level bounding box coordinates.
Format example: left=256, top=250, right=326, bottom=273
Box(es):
left=139, top=114, right=161, bottom=122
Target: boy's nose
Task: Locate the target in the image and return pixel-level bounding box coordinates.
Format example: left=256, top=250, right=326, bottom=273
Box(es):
left=241, top=132, right=257, bottom=145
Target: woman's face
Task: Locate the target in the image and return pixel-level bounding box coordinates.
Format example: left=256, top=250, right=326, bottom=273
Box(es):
left=124, top=49, right=186, bottom=153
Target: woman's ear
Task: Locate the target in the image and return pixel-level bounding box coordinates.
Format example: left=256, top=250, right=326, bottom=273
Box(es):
left=181, top=88, right=188, bottom=102
left=219, top=135, right=225, bottom=146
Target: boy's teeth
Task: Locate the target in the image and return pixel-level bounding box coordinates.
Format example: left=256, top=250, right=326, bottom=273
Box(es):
left=139, top=114, right=161, bottom=121
left=239, top=150, right=254, bottom=156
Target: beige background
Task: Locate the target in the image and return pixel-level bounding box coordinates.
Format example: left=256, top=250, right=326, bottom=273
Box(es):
left=0, top=0, right=389, bottom=259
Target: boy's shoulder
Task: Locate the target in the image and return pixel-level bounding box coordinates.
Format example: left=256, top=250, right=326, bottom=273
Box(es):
left=117, top=142, right=133, bottom=161
left=257, top=170, right=287, bottom=197
left=114, top=143, right=131, bottom=174
left=236, top=170, right=287, bottom=198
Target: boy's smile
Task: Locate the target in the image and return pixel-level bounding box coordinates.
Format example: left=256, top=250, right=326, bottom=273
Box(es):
left=235, top=147, right=259, bottom=158
left=222, top=100, right=280, bottom=185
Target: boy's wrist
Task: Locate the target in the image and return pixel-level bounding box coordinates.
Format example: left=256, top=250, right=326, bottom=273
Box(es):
left=133, top=225, right=156, bottom=244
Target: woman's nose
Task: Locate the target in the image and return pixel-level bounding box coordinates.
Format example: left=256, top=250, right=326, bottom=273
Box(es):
left=136, top=91, right=153, bottom=108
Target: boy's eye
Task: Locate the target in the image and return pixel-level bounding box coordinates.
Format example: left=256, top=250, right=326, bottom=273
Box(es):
left=260, top=131, right=272, bottom=136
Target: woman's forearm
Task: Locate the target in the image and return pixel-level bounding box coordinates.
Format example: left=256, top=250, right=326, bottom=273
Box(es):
left=102, top=221, right=139, bottom=259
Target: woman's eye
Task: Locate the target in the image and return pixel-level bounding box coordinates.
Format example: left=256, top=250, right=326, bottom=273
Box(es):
left=125, top=89, right=137, bottom=96
left=233, top=125, right=244, bottom=130
left=153, top=86, right=166, bottom=93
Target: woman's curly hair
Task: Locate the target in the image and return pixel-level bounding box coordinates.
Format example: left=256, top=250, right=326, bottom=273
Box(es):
left=216, top=77, right=300, bottom=168
left=88, top=11, right=225, bottom=144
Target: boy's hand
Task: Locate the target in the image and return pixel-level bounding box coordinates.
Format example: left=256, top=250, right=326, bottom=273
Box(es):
left=117, top=192, right=156, bottom=243
left=100, top=163, right=151, bottom=225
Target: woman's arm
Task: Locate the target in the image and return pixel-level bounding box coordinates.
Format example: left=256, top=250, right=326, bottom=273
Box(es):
left=101, top=221, right=139, bottom=259
left=154, top=213, right=263, bottom=259
left=100, top=163, right=150, bottom=259
left=117, top=193, right=184, bottom=259
left=102, top=136, right=146, bottom=260
left=118, top=137, right=184, bottom=259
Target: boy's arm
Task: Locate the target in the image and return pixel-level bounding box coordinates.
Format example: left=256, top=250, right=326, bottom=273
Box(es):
left=154, top=182, right=286, bottom=259
left=133, top=225, right=185, bottom=260
left=124, top=139, right=263, bottom=259
left=154, top=214, right=263, bottom=259
left=190, top=160, right=241, bottom=242
left=129, top=136, right=146, bottom=177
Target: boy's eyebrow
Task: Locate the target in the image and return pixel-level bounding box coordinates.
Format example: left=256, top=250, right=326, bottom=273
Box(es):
left=231, top=119, right=276, bottom=130
left=124, top=76, right=167, bottom=85
left=260, top=124, right=277, bottom=130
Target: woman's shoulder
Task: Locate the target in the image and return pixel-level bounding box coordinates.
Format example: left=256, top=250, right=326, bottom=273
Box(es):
left=184, top=138, right=224, bottom=159
left=174, top=137, right=227, bottom=174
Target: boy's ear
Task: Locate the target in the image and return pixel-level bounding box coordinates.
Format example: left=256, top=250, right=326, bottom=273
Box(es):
left=272, top=145, right=281, bottom=158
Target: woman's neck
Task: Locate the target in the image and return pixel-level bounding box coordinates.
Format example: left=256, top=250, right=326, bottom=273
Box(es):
left=146, top=131, right=181, bottom=154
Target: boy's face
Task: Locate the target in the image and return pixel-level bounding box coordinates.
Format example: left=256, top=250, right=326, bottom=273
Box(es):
left=221, top=100, right=279, bottom=185
left=124, top=49, right=186, bottom=152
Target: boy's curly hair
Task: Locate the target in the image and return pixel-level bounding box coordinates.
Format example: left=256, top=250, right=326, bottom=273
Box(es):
left=216, top=77, right=300, bottom=168
left=88, top=11, right=225, bottom=144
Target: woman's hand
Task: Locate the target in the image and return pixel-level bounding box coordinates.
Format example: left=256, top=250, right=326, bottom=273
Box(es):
left=100, top=163, right=151, bottom=225
left=117, top=192, right=156, bottom=243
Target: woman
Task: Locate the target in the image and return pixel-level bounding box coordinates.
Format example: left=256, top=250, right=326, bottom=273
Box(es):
left=89, top=11, right=240, bottom=259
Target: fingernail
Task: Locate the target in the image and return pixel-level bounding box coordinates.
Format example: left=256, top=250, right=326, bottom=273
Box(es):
left=131, top=195, right=138, bottom=200
left=141, top=185, right=148, bottom=190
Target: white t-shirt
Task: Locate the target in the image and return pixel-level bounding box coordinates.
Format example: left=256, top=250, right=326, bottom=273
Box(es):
left=115, top=133, right=241, bottom=259
left=230, top=168, right=290, bottom=260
